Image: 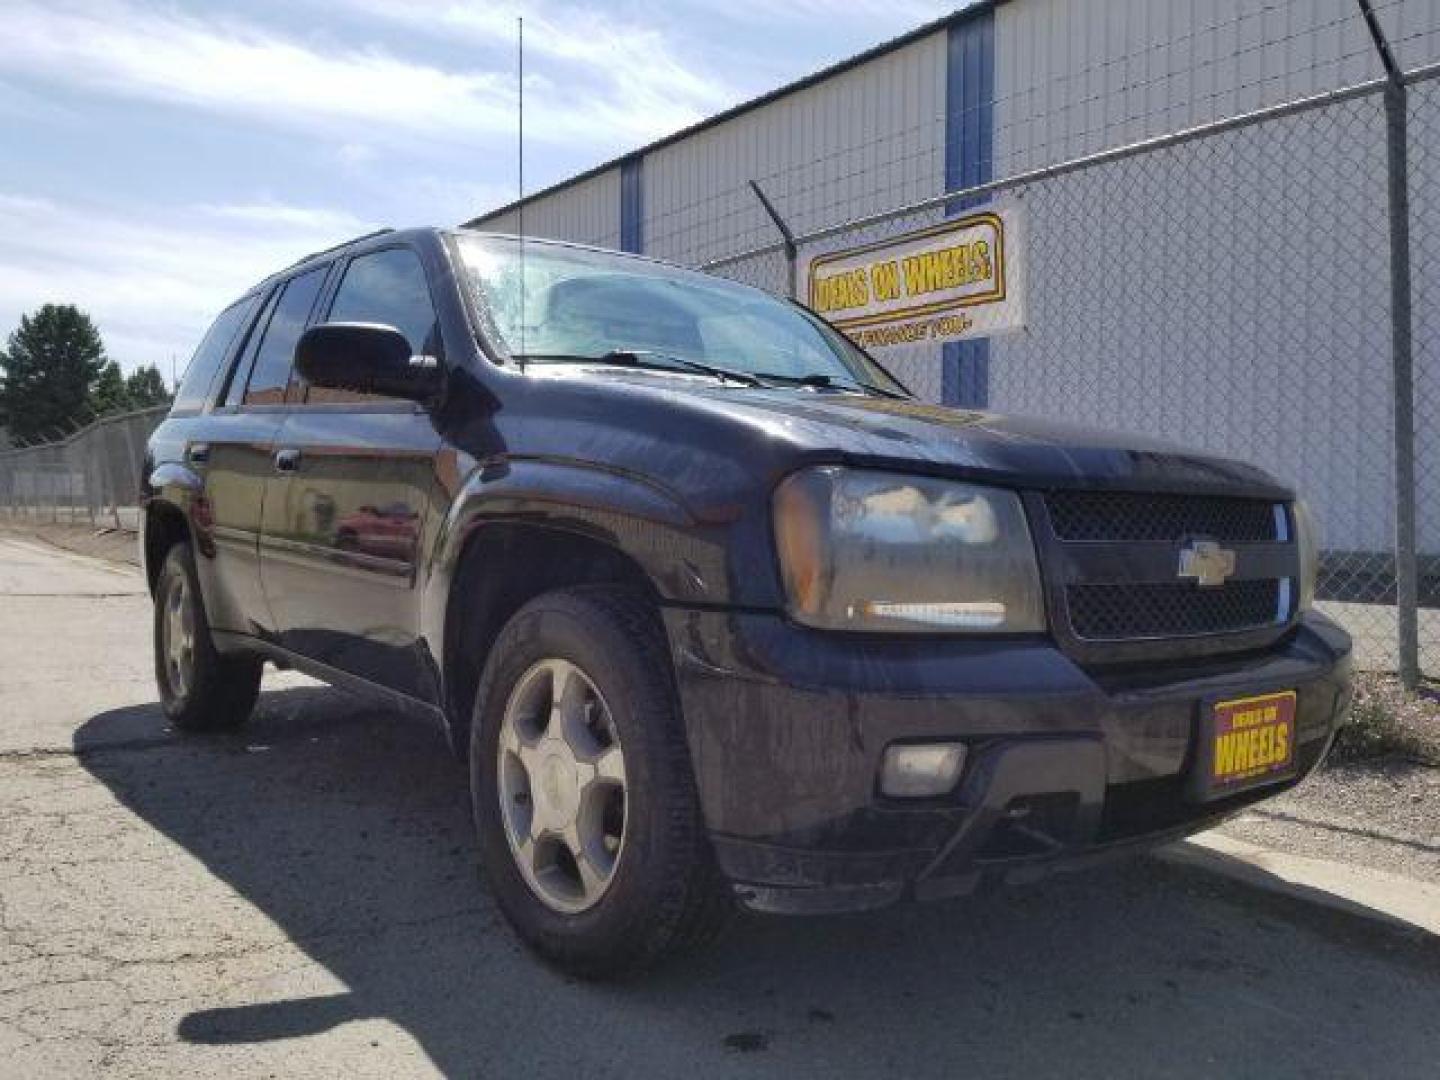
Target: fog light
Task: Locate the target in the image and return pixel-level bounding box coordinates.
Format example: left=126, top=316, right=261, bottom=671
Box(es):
left=879, top=743, right=967, bottom=798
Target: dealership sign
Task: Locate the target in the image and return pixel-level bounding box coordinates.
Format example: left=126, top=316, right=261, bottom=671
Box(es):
left=804, top=208, right=1024, bottom=349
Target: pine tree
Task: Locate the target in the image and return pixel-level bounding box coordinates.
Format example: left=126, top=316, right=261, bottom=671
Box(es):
left=124, top=365, right=173, bottom=409
left=0, top=304, right=107, bottom=442
left=91, top=361, right=130, bottom=416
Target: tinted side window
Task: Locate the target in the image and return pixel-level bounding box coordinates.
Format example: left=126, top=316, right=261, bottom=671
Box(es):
left=221, top=287, right=279, bottom=408
left=329, top=248, right=438, bottom=353
left=243, top=267, right=327, bottom=407
left=173, top=295, right=258, bottom=413
left=310, top=248, right=439, bottom=405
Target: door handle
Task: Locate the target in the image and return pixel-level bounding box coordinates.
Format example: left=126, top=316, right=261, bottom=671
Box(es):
left=273, top=448, right=302, bottom=473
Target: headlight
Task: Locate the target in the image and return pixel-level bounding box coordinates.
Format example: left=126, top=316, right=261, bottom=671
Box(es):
left=1294, top=499, right=1319, bottom=611
left=772, top=467, right=1045, bottom=633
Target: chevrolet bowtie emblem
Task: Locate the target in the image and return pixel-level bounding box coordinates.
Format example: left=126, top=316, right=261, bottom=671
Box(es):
left=1178, top=540, right=1237, bottom=588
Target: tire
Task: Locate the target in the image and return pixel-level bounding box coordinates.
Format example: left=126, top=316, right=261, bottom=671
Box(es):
left=153, top=543, right=263, bottom=732
left=470, top=586, right=730, bottom=976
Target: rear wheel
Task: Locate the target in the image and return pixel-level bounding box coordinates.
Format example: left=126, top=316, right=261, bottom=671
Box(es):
left=470, top=586, right=730, bottom=976
left=153, top=543, right=262, bottom=732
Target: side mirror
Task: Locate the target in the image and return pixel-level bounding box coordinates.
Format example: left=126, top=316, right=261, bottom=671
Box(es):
left=294, top=322, right=442, bottom=402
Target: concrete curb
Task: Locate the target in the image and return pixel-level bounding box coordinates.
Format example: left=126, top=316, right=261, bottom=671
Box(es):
left=1157, top=830, right=1440, bottom=937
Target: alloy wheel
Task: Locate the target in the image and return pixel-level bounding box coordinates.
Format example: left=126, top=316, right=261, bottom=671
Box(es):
left=496, top=658, right=628, bottom=913
left=162, top=572, right=196, bottom=702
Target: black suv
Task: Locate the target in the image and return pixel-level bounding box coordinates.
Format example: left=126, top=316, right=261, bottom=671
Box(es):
left=141, top=227, right=1353, bottom=974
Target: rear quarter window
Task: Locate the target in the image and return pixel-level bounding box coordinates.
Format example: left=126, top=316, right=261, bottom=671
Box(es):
left=171, top=295, right=260, bottom=413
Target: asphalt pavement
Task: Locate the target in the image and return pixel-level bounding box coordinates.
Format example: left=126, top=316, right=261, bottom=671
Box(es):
left=2, top=534, right=1438, bottom=1079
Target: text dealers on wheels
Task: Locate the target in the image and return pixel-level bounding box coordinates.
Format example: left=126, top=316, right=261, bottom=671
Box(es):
left=806, top=209, right=1025, bottom=348
left=141, top=228, right=1350, bottom=975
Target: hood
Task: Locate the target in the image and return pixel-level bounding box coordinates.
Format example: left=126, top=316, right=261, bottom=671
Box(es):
left=504, top=368, right=1293, bottom=501
left=674, top=380, right=1290, bottom=499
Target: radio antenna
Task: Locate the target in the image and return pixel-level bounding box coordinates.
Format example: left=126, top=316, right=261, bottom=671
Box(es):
left=517, top=15, right=526, bottom=369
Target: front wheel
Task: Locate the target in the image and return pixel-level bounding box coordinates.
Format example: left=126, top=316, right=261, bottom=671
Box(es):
left=153, top=543, right=262, bottom=732
left=470, top=586, right=730, bottom=976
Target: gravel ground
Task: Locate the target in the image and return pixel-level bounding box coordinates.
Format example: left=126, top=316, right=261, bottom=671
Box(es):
left=1334, top=671, right=1440, bottom=765
left=1220, top=759, right=1440, bottom=885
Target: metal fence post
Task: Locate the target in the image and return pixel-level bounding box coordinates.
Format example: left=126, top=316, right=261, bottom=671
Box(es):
left=1387, top=82, right=1421, bottom=689
left=748, top=180, right=799, bottom=300
left=105, top=420, right=124, bottom=531
left=1360, top=0, right=1421, bottom=687
left=120, top=416, right=144, bottom=530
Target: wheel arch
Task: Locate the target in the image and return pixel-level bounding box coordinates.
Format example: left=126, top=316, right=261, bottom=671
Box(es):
left=140, top=459, right=206, bottom=595
left=439, top=519, right=671, bottom=759
left=141, top=497, right=193, bottom=596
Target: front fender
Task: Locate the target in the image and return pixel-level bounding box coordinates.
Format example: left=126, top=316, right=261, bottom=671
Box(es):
left=417, top=454, right=785, bottom=741
left=421, top=457, right=733, bottom=632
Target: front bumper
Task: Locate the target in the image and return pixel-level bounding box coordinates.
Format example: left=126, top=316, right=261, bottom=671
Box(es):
left=661, top=609, right=1353, bottom=913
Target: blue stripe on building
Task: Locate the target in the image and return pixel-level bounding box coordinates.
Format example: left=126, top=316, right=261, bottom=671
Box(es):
left=620, top=157, right=643, bottom=254
left=941, top=9, right=995, bottom=409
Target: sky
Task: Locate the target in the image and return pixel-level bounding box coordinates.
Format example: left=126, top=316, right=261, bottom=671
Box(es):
left=0, top=0, right=957, bottom=377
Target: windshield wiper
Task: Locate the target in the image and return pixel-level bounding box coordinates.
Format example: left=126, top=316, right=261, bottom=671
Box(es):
left=514, top=351, right=905, bottom=398
left=752, top=371, right=908, bottom=399
left=604, top=350, right=771, bottom=387
left=515, top=349, right=768, bottom=387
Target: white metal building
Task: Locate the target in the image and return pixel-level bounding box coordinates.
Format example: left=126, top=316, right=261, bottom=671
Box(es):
left=469, top=0, right=1440, bottom=274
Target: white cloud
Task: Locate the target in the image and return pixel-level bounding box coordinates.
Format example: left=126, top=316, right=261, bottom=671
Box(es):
left=0, top=78, right=81, bottom=125
left=0, top=0, right=727, bottom=153
left=195, top=202, right=372, bottom=233
left=710, top=0, right=954, bottom=24
left=331, top=1, right=735, bottom=119
left=0, top=192, right=374, bottom=372
left=388, top=177, right=519, bottom=228
left=336, top=142, right=379, bottom=169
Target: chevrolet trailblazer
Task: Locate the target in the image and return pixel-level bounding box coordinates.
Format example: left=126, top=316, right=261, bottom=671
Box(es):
left=141, top=228, right=1353, bottom=974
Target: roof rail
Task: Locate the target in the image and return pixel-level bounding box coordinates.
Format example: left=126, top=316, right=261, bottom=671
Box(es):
left=287, top=227, right=395, bottom=269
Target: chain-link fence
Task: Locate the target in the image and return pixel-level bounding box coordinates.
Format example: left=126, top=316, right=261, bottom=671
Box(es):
left=3, top=54, right=1435, bottom=682
left=703, top=64, right=1440, bottom=682
left=0, top=407, right=167, bottom=531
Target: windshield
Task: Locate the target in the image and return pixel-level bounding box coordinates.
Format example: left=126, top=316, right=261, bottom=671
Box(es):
left=453, top=234, right=907, bottom=395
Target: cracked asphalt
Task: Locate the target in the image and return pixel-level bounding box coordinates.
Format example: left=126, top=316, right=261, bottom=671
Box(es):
left=2, top=534, right=1439, bottom=1078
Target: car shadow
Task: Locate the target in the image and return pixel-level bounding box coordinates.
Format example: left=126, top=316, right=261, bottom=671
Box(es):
left=75, top=689, right=1440, bottom=1079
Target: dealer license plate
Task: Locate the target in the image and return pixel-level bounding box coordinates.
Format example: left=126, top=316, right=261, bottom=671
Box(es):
left=1200, top=690, right=1297, bottom=797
